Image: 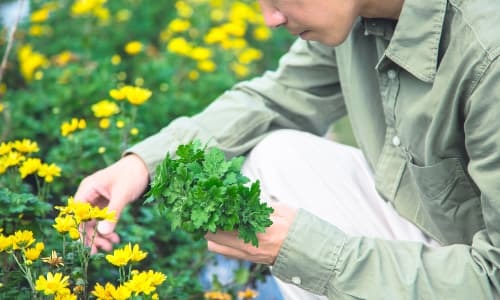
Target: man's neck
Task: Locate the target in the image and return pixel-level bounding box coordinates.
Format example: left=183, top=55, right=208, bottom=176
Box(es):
left=359, top=0, right=404, bottom=20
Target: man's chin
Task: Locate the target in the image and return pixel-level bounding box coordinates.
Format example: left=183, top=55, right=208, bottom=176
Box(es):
left=299, top=32, right=347, bottom=47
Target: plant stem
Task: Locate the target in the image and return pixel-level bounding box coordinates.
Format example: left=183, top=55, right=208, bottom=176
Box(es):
left=11, top=252, right=37, bottom=298
left=0, top=0, right=25, bottom=85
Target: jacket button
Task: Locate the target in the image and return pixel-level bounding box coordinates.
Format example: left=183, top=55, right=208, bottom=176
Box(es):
left=388, top=69, right=397, bottom=80
left=291, top=276, right=301, bottom=285
left=392, top=135, right=401, bottom=146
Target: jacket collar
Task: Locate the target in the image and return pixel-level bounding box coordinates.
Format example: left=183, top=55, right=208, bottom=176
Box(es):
left=367, top=0, right=448, bottom=82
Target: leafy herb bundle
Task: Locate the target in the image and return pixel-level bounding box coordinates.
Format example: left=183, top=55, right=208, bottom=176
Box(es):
left=145, top=140, right=274, bottom=247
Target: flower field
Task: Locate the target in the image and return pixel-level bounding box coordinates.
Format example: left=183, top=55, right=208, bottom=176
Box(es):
left=0, top=0, right=294, bottom=298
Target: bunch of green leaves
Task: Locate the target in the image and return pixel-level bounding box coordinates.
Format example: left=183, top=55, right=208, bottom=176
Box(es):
left=146, top=140, right=274, bottom=247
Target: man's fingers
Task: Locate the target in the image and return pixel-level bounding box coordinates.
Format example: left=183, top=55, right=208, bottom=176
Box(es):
left=205, top=231, right=249, bottom=249
left=206, top=240, right=248, bottom=260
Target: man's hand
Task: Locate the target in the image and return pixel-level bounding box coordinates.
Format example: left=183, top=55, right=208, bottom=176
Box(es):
left=74, top=154, right=149, bottom=254
left=205, top=202, right=298, bottom=265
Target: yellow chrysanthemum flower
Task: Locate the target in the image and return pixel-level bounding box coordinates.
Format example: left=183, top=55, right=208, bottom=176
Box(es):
left=24, top=242, right=45, bottom=262
left=222, top=38, right=247, bottom=50
left=130, top=127, right=139, bottom=136
left=35, top=272, right=70, bottom=295
left=204, top=27, right=228, bottom=45
left=0, top=142, right=12, bottom=155
left=54, top=51, right=74, bottom=67
left=111, top=54, right=121, bottom=65
left=221, top=22, right=246, bottom=37
left=115, top=9, right=131, bottom=22
left=167, top=37, right=192, bottom=56
left=128, top=243, right=147, bottom=263
left=197, top=60, right=216, bottom=73
left=11, top=230, right=36, bottom=250
left=188, top=70, right=200, bottom=81
left=13, top=139, right=39, bottom=153
left=134, top=77, right=144, bottom=87
left=30, top=8, right=51, bottom=23
left=210, top=9, right=224, bottom=22
left=190, top=47, right=212, bottom=61
left=91, top=100, right=120, bottom=118
left=167, top=18, right=191, bottom=33
left=19, top=158, right=42, bottom=179
left=17, top=45, right=49, bottom=82
left=237, top=48, right=262, bottom=64
left=94, top=6, right=110, bottom=23
left=231, top=62, right=250, bottom=78
left=92, top=207, right=116, bottom=222
left=2, top=151, right=25, bottom=168
left=99, top=118, right=111, bottom=129
left=124, top=270, right=166, bottom=296
left=0, top=234, right=12, bottom=252
left=124, top=41, right=143, bottom=55
left=125, top=86, right=152, bottom=106
left=238, top=288, right=258, bottom=299
left=116, top=120, right=125, bottom=128
left=105, top=243, right=146, bottom=267
left=92, top=282, right=131, bottom=300
left=53, top=215, right=77, bottom=233
left=253, top=26, right=271, bottom=41
left=37, top=163, right=62, bottom=183
left=71, top=0, right=106, bottom=16
left=175, top=1, right=193, bottom=18
left=29, top=25, right=50, bottom=36
left=55, top=291, right=78, bottom=300
left=65, top=198, right=93, bottom=223
left=109, top=86, right=129, bottom=100
left=61, top=118, right=86, bottom=137
left=204, top=290, right=232, bottom=300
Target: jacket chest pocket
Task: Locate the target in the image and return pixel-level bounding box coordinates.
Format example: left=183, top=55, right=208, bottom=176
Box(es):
left=407, top=157, right=484, bottom=244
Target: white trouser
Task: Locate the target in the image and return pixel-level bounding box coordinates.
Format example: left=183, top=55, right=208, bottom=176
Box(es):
left=242, top=129, right=438, bottom=300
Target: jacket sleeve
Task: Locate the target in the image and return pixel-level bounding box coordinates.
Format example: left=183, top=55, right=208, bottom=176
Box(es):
left=127, top=39, right=346, bottom=178
left=272, top=57, right=500, bottom=300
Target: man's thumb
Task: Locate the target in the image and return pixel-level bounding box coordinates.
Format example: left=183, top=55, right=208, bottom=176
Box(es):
left=97, top=220, right=116, bottom=235
left=97, top=200, right=124, bottom=235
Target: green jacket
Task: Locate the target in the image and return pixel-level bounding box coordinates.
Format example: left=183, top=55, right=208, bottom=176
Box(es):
left=129, top=0, right=500, bottom=298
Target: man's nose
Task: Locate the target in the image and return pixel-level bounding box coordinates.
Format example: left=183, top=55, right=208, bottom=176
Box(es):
left=259, top=4, right=286, bottom=28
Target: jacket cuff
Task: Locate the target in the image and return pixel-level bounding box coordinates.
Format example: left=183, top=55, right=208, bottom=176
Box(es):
left=271, top=208, right=347, bottom=295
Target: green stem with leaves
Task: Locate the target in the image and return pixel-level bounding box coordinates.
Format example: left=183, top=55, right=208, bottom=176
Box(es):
left=11, top=252, right=37, bottom=299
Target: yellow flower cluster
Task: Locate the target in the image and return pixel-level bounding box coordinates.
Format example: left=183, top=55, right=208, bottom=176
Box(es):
left=92, top=269, right=165, bottom=299
left=0, top=139, right=61, bottom=183
left=29, top=2, right=58, bottom=37
left=17, top=44, right=49, bottom=82
left=54, top=197, right=116, bottom=240
left=161, top=0, right=269, bottom=79
left=60, top=117, right=87, bottom=137
left=71, top=0, right=110, bottom=23
left=204, top=290, right=232, bottom=300
left=0, top=229, right=45, bottom=264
